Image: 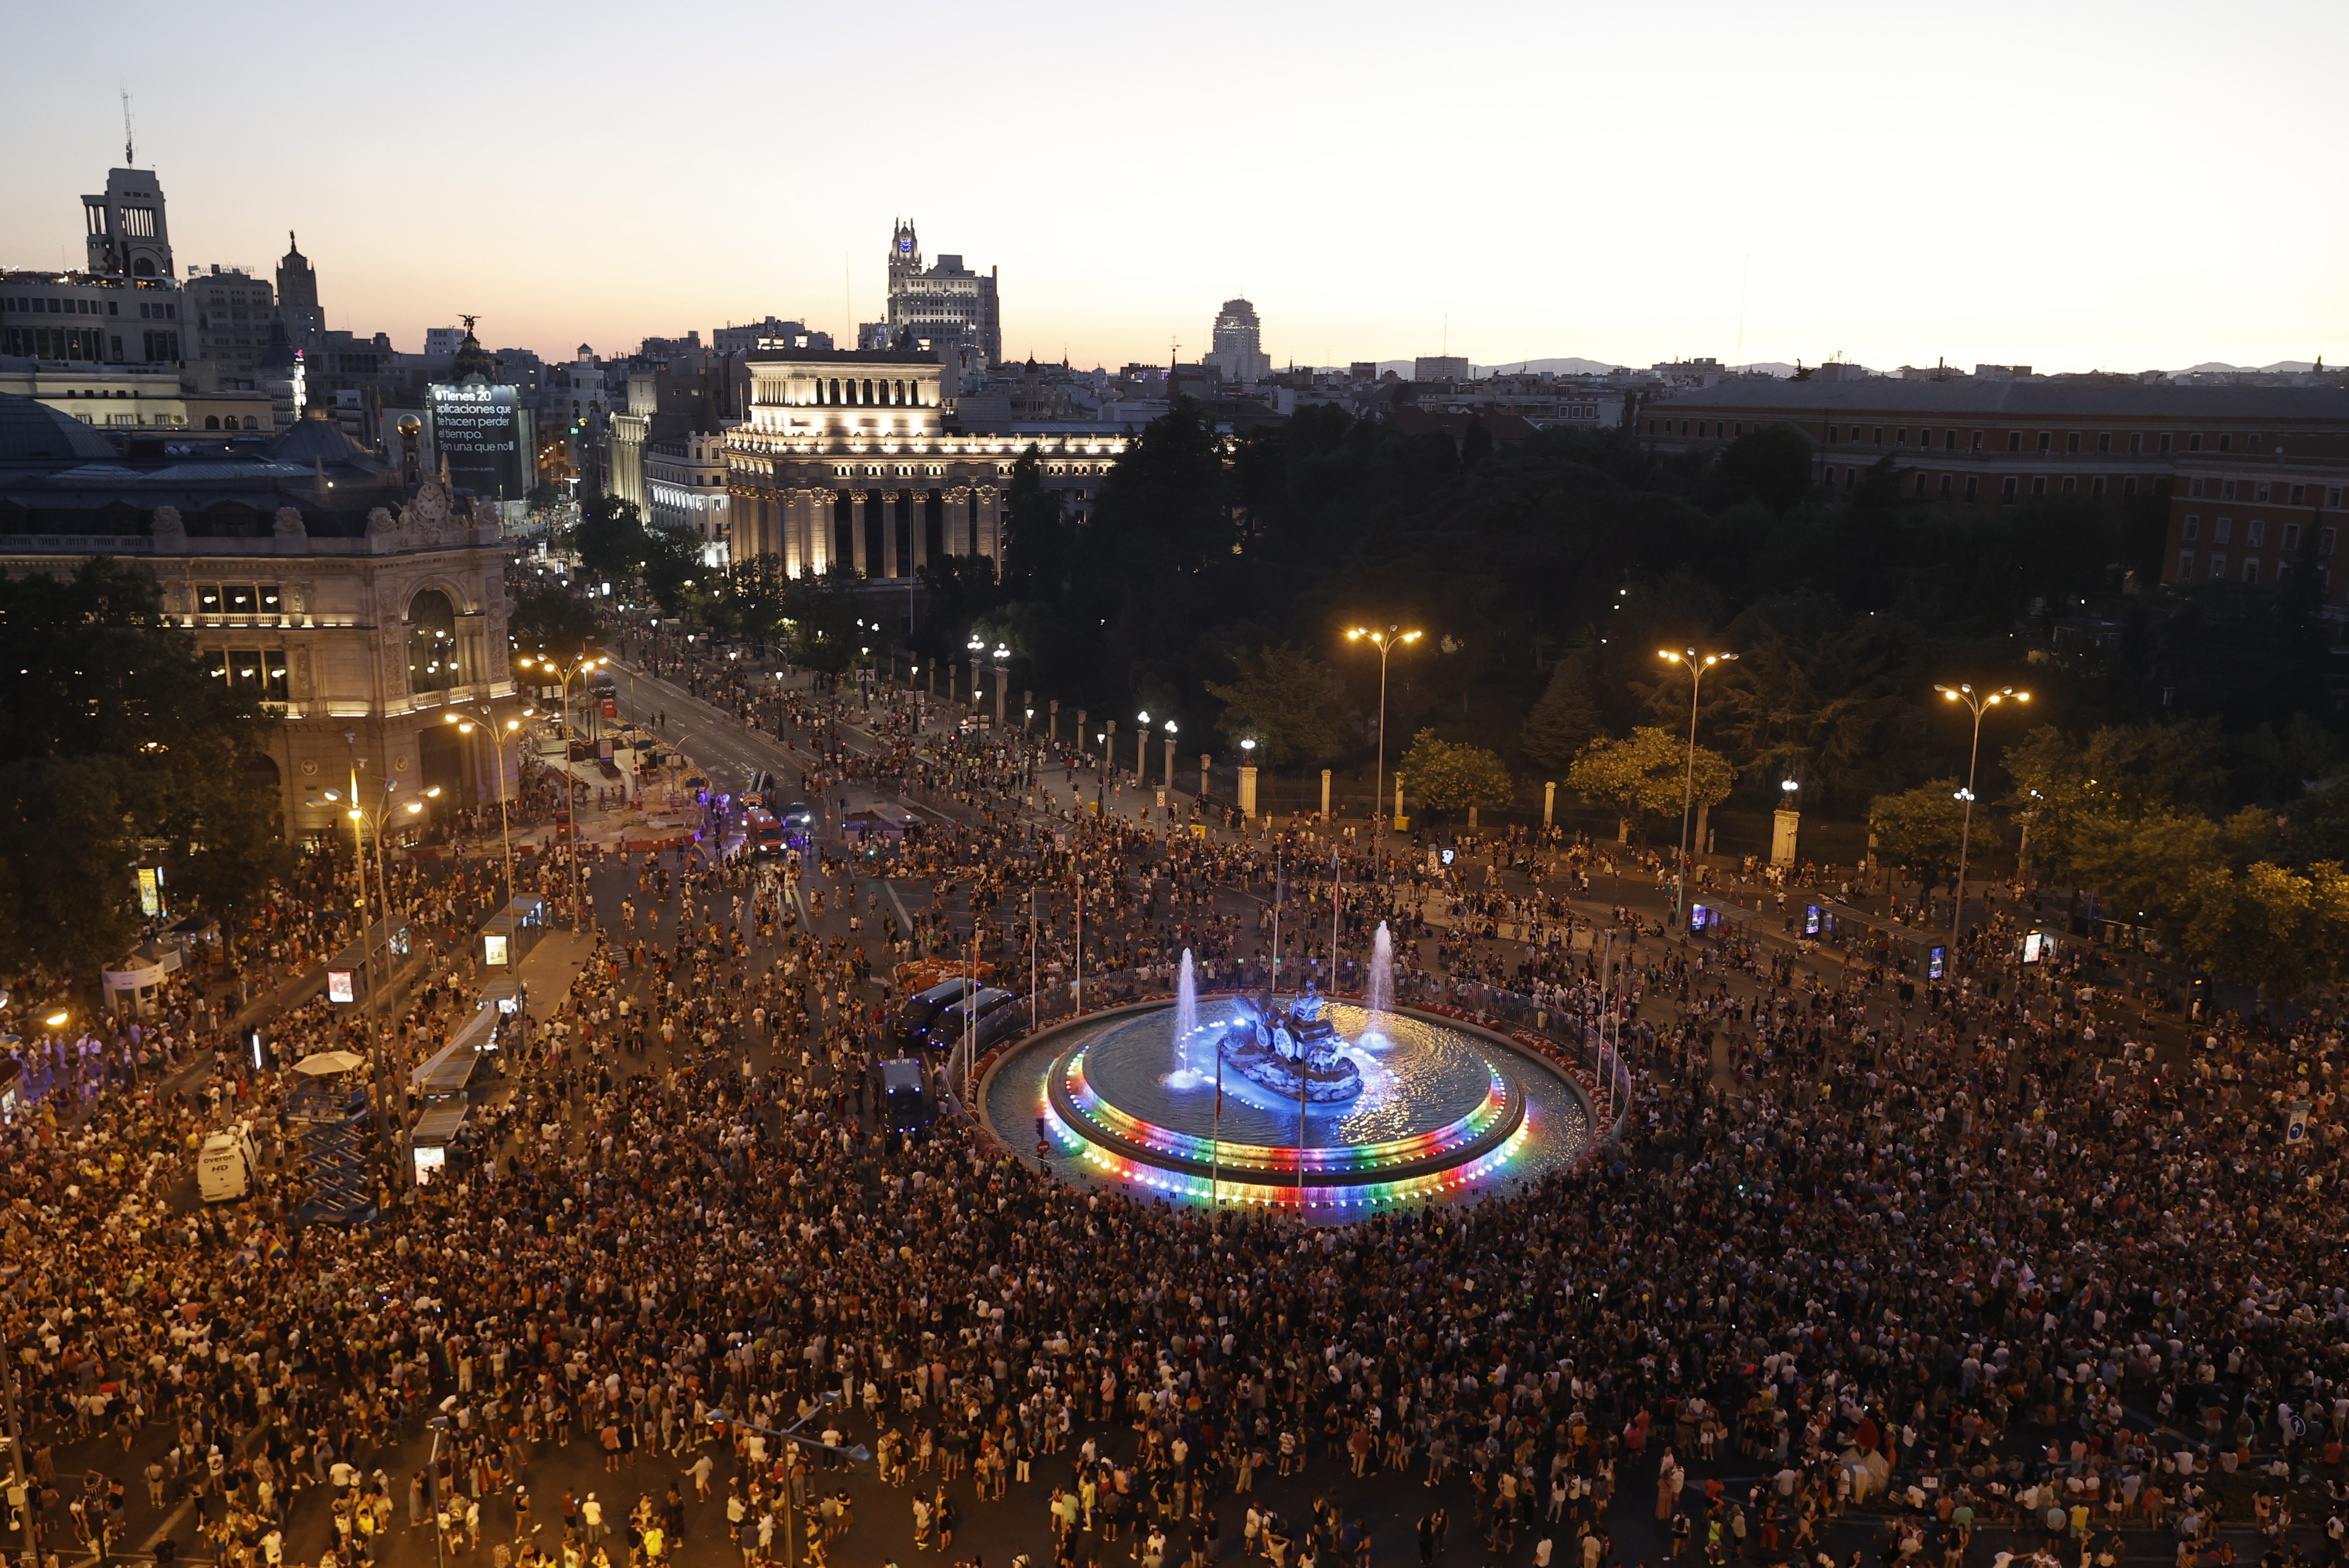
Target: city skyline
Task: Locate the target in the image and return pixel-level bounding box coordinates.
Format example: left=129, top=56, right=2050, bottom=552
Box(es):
left=3, top=0, right=2344, bottom=375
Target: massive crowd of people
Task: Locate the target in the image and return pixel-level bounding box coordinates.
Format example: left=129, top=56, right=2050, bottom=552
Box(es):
left=5, top=619, right=2347, bottom=1568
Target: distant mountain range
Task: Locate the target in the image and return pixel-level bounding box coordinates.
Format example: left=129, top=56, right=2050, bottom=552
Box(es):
left=1312, top=357, right=2325, bottom=381
left=2176, top=360, right=2318, bottom=374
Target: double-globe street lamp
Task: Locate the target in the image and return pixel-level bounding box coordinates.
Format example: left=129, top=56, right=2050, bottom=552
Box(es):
left=1656, top=647, right=1738, bottom=932
left=1346, top=625, right=1423, bottom=864
left=1935, top=682, right=2030, bottom=981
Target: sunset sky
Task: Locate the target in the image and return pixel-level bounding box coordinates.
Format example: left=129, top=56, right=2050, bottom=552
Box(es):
left=4, top=0, right=2342, bottom=375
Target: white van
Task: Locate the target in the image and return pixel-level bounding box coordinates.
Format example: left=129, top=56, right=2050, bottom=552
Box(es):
left=195, top=1123, right=262, bottom=1204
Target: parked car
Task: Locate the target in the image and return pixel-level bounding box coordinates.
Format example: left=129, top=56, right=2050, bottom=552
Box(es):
left=919, top=986, right=1023, bottom=1054
left=894, top=978, right=974, bottom=1047
left=872, top=1057, right=936, bottom=1134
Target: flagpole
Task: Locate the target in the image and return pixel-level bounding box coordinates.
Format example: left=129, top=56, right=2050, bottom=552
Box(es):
left=1212, top=1043, right=1222, bottom=1208
left=1329, top=848, right=1341, bottom=994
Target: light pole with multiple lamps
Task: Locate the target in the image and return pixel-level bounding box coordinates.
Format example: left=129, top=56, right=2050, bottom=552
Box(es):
left=1345, top=625, right=1423, bottom=863
left=1656, top=647, right=1738, bottom=932
left=442, top=709, right=528, bottom=906
left=515, top=653, right=604, bottom=927
left=1934, top=682, right=2029, bottom=980
left=308, top=762, right=436, bottom=1157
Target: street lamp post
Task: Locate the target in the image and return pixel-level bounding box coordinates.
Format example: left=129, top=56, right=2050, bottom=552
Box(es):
left=704, top=1399, right=869, bottom=1568
left=1346, top=625, right=1423, bottom=867
left=310, top=764, right=434, bottom=1173
left=1162, top=719, right=1178, bottom=821
left=516, top=653, right=605, bottom=928
left=1656, top=647, right=1738, bottom=932
left=1134, top=711, right=1151, bottom=783
left=445, top=711, right=526, bottom=908
left=1935, top=682, right=2030, bottom=980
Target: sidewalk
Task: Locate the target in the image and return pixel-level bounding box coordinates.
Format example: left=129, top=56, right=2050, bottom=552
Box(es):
left=513, top=929, right=600, bottom=1023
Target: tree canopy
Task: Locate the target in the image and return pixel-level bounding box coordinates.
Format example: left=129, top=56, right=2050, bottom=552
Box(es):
left=0, top=558, right=281, bottom=993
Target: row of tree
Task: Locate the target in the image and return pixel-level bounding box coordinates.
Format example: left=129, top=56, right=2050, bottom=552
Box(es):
left=0, top=559, right=283, bottom=994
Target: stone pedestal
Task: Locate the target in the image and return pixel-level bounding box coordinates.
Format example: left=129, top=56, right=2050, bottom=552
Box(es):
left=1320, top=769, right=1332, bottom=819
left=1543, top=780, right=1556, bottom=828
left=1239, top=765, right=1258, bottom=820
left=1772, top=808, right=1800, bottom=867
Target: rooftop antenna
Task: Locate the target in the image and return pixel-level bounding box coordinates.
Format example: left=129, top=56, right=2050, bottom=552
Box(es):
left=121, top=88, right=135, bottom=165
left=1734, top=252, right=1750, bottom=372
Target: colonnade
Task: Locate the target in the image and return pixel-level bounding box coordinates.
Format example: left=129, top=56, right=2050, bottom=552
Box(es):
left=724, top=482, right=1003, bottom=578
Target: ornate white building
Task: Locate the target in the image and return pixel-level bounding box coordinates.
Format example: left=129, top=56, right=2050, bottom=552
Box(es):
left=0, top=397, right=520, bottom=837
left=724, top=347, right=1127, bottom=578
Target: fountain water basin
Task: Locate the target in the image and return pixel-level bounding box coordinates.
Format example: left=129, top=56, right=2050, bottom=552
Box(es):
left=984, top=994, right=1596, bottom=1213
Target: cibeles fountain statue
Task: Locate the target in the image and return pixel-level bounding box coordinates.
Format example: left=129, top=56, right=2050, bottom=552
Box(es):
left=1220, top=986, right=1365, bottom=1103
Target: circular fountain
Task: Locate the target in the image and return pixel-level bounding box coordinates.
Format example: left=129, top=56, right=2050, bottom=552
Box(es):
left=982, top=930, right=1598, bottom=1213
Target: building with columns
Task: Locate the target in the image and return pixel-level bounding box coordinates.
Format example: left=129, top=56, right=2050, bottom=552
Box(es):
left=725, top=347, right=1127, bottom=579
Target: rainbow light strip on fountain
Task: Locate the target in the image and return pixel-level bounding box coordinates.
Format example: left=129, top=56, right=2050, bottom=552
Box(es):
left=1060, top=1045, right=1514, bottom=1173
left=1041, top=1092, right=1536, bottom=1209
left=1042, top=1042, right=1534, bottom=1209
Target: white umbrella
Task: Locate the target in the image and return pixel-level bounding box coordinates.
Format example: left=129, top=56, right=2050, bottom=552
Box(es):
left=291, top=1050, right=367, bottom=1076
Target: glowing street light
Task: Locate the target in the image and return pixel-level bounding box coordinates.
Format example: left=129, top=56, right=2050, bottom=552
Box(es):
left=1656, top=647, right=1739, bottom=931
left=1346, top=625, right=1423, bottom=858
left=1934, top=683, right=2030, bottom=977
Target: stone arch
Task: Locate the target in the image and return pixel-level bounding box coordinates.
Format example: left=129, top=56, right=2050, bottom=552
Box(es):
left=406, top=586, right=461, bottom=694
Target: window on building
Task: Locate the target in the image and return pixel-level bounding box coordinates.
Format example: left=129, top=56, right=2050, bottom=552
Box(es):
left=2183, top=517, right=2199, bottom=541
left=2221, top=480, right=2236, bottom=501
left=2007, top=432, right=2021, bottom=453
left=1939, top=474, right=1953, bottom=498
left=2218, top=434, right=2232, bottom=452
left=2190, top=477, right=2204, bottom=498
left=2244, top=558, right=2260, bottom=584
left=1872, top=427, right=1883, bottom=445
left=2330, top=488, right=2344, bottom=508
left=2037, top=433, right=2052, bottom=453
left=1965, top=476, right=1980, bottom=502
left=2092, top=476, right=2106, bottom=497
left=2284, top=523, right=2302, bottom=551
left=2189, top=434, right=2202, bottom=452
left=2178, top=550, right=2195, bottom=579
left=1827, top=426, right=1839, bottom=443
left=2129, top=432, right=2143, bottom=454
left=1969, top=431, right=1983, bottom=451
left=2290, top=485, right=2305, bottom=505
left=2159, top=433, right=2172, bottom=453
left=2031, top=476, right=2048, bottom=496
left=1896, top=429, right=1908, bottom=445
left=2256, top=482, right=2271, bottom=503
left=2062, top=476, right=2077, bottom=493
left=1914, top=472, right=1927, bottom=496
left=2066, top=434, right=2081, bottom=454
left=2096, top=433, right=2111, bottom=453
left=2206, top=552, right=2225, bottom=579
left=2249, top=519, right=2267, bottom=546
left=2123, top=476, right=2138, bottom=497
left=224, top=585, right=257, bottom=616
left=2214, top=518, right=2233, bottom=544
left=2000, top=476, right=2018, bottom=505
left=2323, top=527, right=2338, bottom=556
